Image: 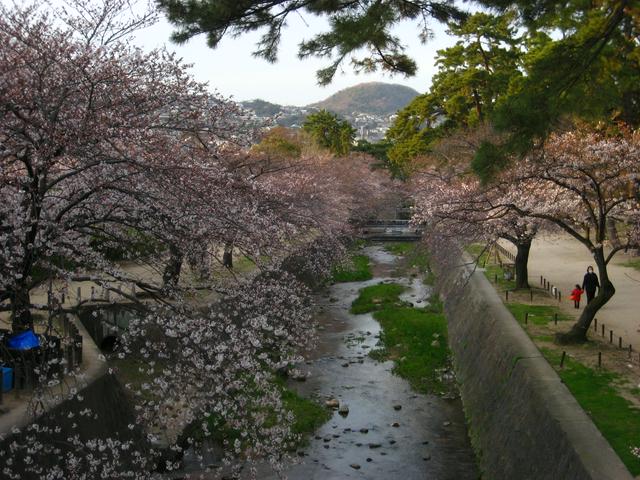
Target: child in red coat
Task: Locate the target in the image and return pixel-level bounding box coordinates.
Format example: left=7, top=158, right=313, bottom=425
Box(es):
left=569, top=284, right=583, bottom=309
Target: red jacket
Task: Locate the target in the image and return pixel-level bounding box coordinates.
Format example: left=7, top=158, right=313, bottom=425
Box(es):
left=569, top=288, right=583, bottom=301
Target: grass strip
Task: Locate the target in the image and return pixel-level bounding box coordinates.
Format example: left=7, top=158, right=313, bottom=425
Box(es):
left=541, top=348, right=640, bottom=475
left=279, top=379, right=332, bottom=438
left=372, top=306, right=450, bottom=394
left=349, top=283, right=407, bottom=314
left=351, top=279, right=451, bottom=394
left=506, top=303, right=573, bottom=326
left=622, top=259, right=640, bottom=272
left=332, top=254, right=373, bottom=282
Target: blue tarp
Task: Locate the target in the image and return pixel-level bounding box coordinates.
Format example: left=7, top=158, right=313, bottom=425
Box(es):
left=7, top=330, right=40, bottom=350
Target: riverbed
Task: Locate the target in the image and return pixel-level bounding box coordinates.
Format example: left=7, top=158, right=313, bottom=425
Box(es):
left=265, top=244, right=478, bottom=479
left=179, top=244, right=479, bottom=479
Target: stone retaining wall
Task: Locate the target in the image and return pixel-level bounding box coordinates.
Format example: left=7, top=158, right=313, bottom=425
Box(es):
left=434, top=250, right=632, bottom=480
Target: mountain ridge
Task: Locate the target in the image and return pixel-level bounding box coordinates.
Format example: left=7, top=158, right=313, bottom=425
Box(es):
left=241, top=82, right=421, bottom=118
left=309, top=82, right=421, bottom=116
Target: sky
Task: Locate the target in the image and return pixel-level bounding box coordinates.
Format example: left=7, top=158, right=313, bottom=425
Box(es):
left=3, top=0, right=465, bottom=106
left=131, top=5, right=461, bottom=106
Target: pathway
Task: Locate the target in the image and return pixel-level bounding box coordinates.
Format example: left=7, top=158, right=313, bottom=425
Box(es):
left=510, top=233, right=640, bottom=347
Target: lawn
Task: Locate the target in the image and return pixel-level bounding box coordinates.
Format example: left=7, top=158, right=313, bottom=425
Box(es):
left=541, top=348, right=640, bottom=475
left=506, top=303, right=573, bottom=326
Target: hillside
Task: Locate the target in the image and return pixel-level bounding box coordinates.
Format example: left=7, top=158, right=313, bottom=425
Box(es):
left=310, top=82, right=420, bottom=116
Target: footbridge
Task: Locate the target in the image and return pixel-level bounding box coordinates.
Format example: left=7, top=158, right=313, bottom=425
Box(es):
left=360, top=219, right=423, bottom=242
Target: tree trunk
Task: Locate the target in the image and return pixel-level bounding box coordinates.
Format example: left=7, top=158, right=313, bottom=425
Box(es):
left=559, top=247, right=614, bottom=343
left=222, top=241, right=233, bottom=269
left=162, top=244, right=183, bottom=289
left=606, top=218, right=620, bottom=249
left=11, top=287, right=33, bottom=333
left=514, top=241, right=531, bottom=289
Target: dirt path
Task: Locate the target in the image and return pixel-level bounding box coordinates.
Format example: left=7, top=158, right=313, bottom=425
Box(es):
left=520, top=233, right=640, bottom=347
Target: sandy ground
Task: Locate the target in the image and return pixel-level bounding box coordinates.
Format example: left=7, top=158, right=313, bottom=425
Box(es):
left=504, top=232, right=640, bottom=349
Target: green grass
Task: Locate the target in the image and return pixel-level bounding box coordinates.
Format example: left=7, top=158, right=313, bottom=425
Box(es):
left=196, top=376, right=330, bottom=450
left=483, top=263, right=516, bottom=291
left=466, top=243, right=519, bottom=290
left=373, top=306, right=450, bottom=393
left=622, top=259, right=640, bottom=272
left=465, top=243, right=489, bottom=261
left=350, top=283, right=407, bottom=314
left=332, top=254, right=373, bottom=282
left=506, top=303, right=573, bottom=326
left=541, top=348, right=640, bottom=474
left=351, top=275, right=451, bottom=393
left=280, top=382, right=331, bottom=436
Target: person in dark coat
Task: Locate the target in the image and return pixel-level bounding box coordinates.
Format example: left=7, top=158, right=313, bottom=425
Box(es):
left=582, top=266, right=600, bottom=304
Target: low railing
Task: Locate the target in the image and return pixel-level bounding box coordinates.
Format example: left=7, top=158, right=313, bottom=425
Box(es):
left=0, top=313, right=83, bottom=406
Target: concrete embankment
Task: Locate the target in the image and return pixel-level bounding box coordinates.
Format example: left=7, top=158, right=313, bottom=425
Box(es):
left=433, top=248, right=632, bottom=480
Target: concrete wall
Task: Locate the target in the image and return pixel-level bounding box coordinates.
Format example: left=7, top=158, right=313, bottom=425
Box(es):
left=434, top=251, right=632, bottom=480
left=0, top=373, right=149, bottom=478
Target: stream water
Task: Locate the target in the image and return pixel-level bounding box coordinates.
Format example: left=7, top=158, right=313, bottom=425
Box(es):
left=178, top=245, right=479, bottom=479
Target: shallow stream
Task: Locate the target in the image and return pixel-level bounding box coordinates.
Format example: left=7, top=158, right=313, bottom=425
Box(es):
left=262, top=244, right=478, bottom=479
left=179, top=244, right=479, bottom=479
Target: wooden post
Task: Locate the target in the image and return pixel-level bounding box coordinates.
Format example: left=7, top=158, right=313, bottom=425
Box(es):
left=619, top=337, right=623, bottom=349
left=543, top=278, right=546, bottom=288
left=506, top=290, right=509, bottom=301
left=540, top=275, right=543, bottom=285
left=560, top=351, right=566, bottom=368
left=90, top=286, right=95, bottom=300
left=558, top=291, right=561, bottom=302
left=598, top=352, right=602, bottom=367
left=530, top=289, right=533, bottom=302
left=525, top=312, right=529, bottom=324
left=554, top=313, right=558, bottom=325
left=629, top=344, right=632, bottom=359
left=610, top=330, right=613, bottom=343
left=594, top=318, right=598, bottom=331
left=494, top=274, right=498, bottom=284
left=602, top=324, right=605, bottom=337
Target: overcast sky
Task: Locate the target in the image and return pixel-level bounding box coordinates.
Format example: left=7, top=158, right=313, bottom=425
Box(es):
left=132, top=12, right=458, bottom=106
left=4, top=0, right=466, bottom=106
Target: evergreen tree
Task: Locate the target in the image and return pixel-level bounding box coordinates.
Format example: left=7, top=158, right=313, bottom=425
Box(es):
left=386, top=12, right=521, bottom=171
left=157, top=0, right=466, bottom=84
left=302, top=110, right=355, bottom=155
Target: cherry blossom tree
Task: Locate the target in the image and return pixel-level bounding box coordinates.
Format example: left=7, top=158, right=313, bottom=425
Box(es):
left=499, top=128, right=640, bottom=343
left=411, top=168, right=542, bottom=289
left=410, top=129, right=542, bottom=289
left=0, top=3, right=397, bottom=477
